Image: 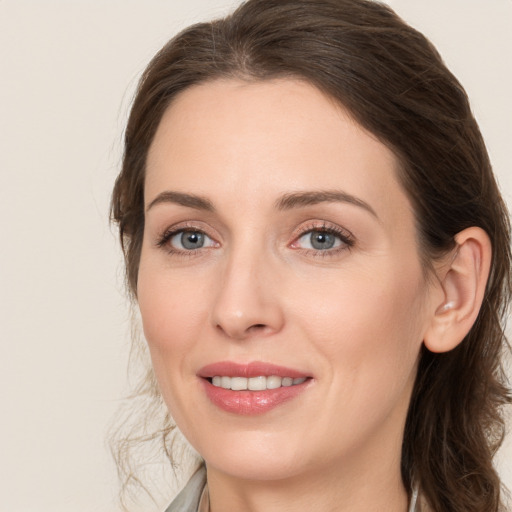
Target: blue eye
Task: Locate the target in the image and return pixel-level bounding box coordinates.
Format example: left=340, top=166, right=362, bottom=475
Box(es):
left=169, top=230, right=216, bottom=251
left=296, top=229, right=348, bottom=251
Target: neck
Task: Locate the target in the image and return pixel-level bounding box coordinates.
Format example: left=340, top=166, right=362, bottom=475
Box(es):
left=205, top=447, right=409, bottom=512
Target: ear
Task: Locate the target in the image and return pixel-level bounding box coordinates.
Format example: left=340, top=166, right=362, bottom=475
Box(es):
left=423, top=227, right=492, bottom=353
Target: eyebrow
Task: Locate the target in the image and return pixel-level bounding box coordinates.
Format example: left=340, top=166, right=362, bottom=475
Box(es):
left=275, top=190, right=378, bottom=218
left=146, top=189, right=378, bottom=219
left=146, top=191, right=215, bottom=213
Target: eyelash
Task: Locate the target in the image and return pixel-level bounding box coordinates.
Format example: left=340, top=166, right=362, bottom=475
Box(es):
left=155, top=221, right=355, bottom=257
left=156, top=222, right=215, bottom=257
left=291, top=222, right=355, bottom=257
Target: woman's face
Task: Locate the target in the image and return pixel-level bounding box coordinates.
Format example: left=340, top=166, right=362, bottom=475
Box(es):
left=138, top=79, right=439, bottom=482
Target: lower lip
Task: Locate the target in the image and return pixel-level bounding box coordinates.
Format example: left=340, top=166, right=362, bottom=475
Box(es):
left=201, top=379, right=310, bottom=415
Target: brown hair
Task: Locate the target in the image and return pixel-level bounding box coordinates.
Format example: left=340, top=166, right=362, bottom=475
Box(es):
left=111, top=0, right=512, bottom=510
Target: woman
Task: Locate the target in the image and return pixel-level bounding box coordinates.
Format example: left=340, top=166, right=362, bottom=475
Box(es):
left=110, top=0, right=512, bottom=510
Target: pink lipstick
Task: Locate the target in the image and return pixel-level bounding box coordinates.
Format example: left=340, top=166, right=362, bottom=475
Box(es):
left=198, top=361, right=312, bottom=415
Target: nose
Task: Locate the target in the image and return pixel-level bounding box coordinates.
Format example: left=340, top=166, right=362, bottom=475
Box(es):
left=210, top=249, right=285, bottom=340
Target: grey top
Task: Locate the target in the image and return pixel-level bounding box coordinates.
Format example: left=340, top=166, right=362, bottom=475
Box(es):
left=164, top=466, right=207, bottom=512
left=164, top=465, right=419, bottom=512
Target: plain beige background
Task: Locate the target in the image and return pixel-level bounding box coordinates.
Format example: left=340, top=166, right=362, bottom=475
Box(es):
left=0, top=1, right=510, bottom=511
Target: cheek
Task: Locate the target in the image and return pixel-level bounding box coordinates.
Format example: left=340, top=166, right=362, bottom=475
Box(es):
left=138, top=252, right=206, bottom=341
left=136, top=254, right=209, bottom=387
left=287, top=262, right=428, bottom=449
left=292, top=259, right=427, bottom=384
left=136, top=260, right=211, bottom=425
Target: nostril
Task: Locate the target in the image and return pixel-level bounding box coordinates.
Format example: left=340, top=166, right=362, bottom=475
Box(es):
left=247, top=323, right=268, bottom=334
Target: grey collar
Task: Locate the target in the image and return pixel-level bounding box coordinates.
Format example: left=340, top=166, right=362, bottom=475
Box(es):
left=165, top=466, right=420, bottom=512
left=164, top=466, right=206, bottom=512
left=409, top=485, right=419, bottom=512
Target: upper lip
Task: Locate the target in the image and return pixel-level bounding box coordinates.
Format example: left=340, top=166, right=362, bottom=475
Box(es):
left=197, top=361, right=310, bottom=379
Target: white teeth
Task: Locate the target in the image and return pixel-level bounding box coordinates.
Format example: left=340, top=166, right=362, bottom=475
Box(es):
left=248, top=376, right=267, bottom=390
left=266, top=376, right=282, bottom=389
left=220, top=376, right=231, bottom=389
left=211, top=375, right=307, bottom=390
left=231, top=377, right=248, bottom=390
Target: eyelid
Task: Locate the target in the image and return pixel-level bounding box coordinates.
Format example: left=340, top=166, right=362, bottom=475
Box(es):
left=170, top=230, right=216, bottom=250
left=155, top=221, right=220, bottom=253
left=154, top=219, right=354, bottom=257
left=289, top=220, right=355, bottom=252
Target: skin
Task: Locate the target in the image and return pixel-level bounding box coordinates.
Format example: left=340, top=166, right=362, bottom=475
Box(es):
left=138, top=78, right=445, bottom=512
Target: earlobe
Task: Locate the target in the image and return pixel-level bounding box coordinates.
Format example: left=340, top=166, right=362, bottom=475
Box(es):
left=423, top=227, right=491, bottom=353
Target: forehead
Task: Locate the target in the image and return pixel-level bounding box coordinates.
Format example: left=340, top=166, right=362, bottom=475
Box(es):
left=145, top=78, right=413, bottom=229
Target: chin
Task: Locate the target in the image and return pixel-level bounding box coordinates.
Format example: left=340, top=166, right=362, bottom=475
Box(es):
left=206, top=454, right=305, bottom=482
left=192, top=429, right=310, bottom=482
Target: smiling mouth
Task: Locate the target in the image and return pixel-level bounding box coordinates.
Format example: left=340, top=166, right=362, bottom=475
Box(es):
left=209, top=375, right=308, bottom=390
left=198, top=361, right=312, bottom=414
